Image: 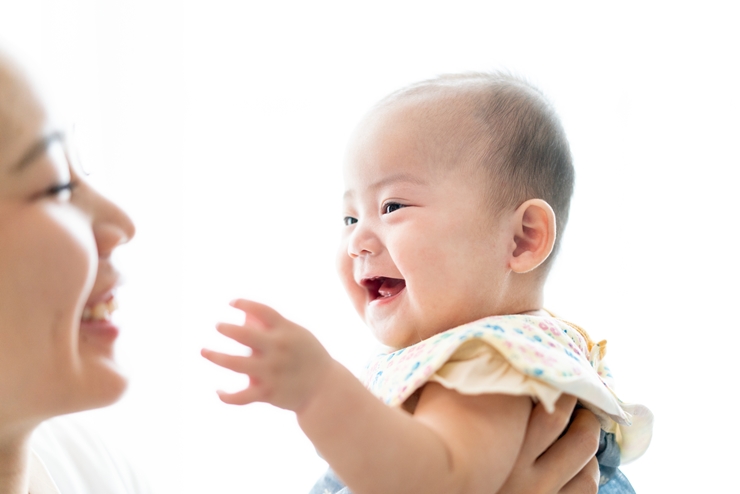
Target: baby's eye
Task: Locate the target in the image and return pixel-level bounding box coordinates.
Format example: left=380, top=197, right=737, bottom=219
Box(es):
left=343, top=216, right=358, bottom=226
left=382, top=202, right=406, bottom=214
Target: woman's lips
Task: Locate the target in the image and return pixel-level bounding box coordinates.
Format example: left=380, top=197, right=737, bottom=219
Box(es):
left=80, top=297, right=120, bottom=341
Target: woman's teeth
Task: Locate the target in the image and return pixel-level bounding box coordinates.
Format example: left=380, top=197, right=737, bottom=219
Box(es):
left=82, top=299, right=118, bottom=321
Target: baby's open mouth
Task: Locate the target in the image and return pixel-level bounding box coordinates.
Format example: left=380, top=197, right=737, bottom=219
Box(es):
left=362, top=277, right=406, bottom=301
left=82, top=298, right=118, bottom=322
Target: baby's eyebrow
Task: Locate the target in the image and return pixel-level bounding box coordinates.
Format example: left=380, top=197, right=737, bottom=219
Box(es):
left=343, top=173, right=428, bottom=200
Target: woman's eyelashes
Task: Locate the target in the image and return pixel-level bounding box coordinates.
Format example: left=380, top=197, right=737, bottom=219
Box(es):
left=44, top=181, right=77, bottom=200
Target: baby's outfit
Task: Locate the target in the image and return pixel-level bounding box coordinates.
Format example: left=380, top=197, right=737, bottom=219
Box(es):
left=310, top=314, right=653, bottom=494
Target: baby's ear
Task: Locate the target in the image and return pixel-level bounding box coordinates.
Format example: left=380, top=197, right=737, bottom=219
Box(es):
left=509, top=199, right=556, bottom=274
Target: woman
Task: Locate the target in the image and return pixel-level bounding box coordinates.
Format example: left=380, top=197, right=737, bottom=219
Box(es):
left=0, top=49, right=600, bottom=494
left=0, top=50, right=142, bottom=493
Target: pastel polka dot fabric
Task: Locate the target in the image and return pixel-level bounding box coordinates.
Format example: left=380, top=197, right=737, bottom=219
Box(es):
left=362, top=314, right=653, bottom=463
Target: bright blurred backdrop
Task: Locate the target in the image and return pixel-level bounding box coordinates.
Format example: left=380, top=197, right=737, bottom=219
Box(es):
left=1, top=1, right=738, bottom=492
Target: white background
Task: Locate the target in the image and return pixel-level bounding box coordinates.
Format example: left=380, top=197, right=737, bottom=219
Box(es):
left=2, top=1, right=738, bottom=492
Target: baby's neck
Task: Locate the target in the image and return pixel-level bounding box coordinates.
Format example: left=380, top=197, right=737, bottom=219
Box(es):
left=517, top=308, right=549, bottom=317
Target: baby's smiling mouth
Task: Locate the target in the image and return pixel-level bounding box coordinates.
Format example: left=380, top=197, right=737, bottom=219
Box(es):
left=361, top=277, right=406, bottom=301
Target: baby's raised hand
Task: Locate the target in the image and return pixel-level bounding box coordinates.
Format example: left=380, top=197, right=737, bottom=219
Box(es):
left=201, top=299, right=334, bottom=412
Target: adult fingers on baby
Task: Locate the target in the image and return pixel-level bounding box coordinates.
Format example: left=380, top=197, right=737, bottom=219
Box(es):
left=216, top=322, right=268, bottom=352
left=558, top=456, right=599, bottom=494
left=200, top=348, right=260, bottom=375
left=520, top=395, right=577, bottom=461
left=537, top=407, right=600, bottom=487
left=229, top=299, right=284, bottom=329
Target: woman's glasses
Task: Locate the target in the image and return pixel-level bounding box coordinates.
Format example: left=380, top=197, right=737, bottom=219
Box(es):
left=13, top=124, right=94, bottom=176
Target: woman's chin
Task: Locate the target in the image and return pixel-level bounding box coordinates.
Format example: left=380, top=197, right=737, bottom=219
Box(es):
left=74, top=350, right=129, bottom=412
left=44, top=366, right=127, bottom=418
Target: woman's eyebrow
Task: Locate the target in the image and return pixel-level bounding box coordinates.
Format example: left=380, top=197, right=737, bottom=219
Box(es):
left=11, top=131, right=63, bottom=173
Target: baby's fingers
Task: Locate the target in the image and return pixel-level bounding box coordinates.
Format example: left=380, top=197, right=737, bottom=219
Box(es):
left=229, top=299, right=284, bottom=329
left=201, top=348, right=258, bottom=375
left=216, top=322, right=268, bottom=352
left=217, top=386, right=265, bottom=406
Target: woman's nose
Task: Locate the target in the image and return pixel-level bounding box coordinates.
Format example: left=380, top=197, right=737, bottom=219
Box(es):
left=347, top=221, right=380, bottom=258
left=91, top=188, right=135, bottom=257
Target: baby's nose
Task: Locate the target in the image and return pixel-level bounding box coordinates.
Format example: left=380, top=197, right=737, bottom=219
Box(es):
left=347, top=221, right=381, bottom=258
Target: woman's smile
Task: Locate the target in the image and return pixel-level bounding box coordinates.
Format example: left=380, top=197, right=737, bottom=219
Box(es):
left=80, top=296, right=120, bottom=343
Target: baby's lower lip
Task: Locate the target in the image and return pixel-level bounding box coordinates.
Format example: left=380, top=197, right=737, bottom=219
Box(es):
left=369, top=284, right=406, bottom=305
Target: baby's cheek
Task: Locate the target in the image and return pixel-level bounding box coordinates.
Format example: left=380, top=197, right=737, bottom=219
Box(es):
left=335, top=245, right=347, bottom=278
left=344, top=281, right=367, bottom=320
left=335, top=245, right=358, bottom=299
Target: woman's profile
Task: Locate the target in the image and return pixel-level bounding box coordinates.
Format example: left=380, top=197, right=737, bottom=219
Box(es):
left=0, top=50, right=143, bottom=493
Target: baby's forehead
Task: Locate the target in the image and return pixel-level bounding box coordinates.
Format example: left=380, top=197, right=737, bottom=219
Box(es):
left=360, top=91, right=492, bottom=163
left=377, top=89, right=479, bottom=131
left=343, top=92, right=499, bottom=197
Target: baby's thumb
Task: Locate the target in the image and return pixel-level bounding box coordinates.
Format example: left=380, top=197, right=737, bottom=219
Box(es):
left=229, top=298, right=283, bottom=329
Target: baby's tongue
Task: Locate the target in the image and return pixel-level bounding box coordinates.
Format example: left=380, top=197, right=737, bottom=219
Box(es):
left=378, top=278, right=405, bottom=298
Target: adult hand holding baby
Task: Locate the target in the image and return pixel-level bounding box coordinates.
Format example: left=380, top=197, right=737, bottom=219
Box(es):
left=499, top=396, right=601, bottom=494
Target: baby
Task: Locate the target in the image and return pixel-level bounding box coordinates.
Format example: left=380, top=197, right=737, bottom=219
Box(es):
left=202, top=72, right=653, bottom=494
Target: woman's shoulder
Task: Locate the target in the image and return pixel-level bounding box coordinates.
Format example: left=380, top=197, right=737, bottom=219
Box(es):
left=31, top=415, right=152, bottom=494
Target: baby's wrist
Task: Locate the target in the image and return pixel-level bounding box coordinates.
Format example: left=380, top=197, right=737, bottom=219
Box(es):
left=295, top=359, right=363, bottom=428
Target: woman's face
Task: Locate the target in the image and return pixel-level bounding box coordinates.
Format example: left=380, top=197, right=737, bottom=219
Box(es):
left=0, top=60, right=135, bottom=424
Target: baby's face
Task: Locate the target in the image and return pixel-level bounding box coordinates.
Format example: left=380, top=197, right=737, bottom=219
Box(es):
left=337, top=99, right=515, bottom=348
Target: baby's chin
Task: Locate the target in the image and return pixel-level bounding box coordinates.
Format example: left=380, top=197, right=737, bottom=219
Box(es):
left=369, top=312, right=490, bottom=349
left=369, top=322, right=431, bottom=350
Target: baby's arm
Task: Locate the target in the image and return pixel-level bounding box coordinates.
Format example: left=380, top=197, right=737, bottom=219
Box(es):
left=202, top=300, right=531, bottom=494
left=298, top=365, right=530, bottom=494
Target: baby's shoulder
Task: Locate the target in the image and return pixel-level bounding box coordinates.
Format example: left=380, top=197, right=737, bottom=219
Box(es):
left=363, top=315, right=594, bottom=406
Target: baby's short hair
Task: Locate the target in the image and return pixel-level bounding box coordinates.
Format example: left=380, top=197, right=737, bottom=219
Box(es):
left=379, top=71, right=575, bottom=267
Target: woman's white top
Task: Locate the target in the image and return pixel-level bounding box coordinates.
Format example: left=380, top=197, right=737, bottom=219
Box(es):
left=30, top=416, right=151, bottom=494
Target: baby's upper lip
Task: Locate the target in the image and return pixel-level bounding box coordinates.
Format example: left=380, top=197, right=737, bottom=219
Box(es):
left=357, top=274, right=403, bottom=286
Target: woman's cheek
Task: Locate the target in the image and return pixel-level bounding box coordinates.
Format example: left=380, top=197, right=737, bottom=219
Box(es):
left=0, top=203, right=96, bottom=416
left=43, top=203, right=98, bottom=307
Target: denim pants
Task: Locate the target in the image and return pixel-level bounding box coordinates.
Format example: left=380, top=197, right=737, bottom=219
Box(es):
left=309, top=431, right=635, bottom=494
